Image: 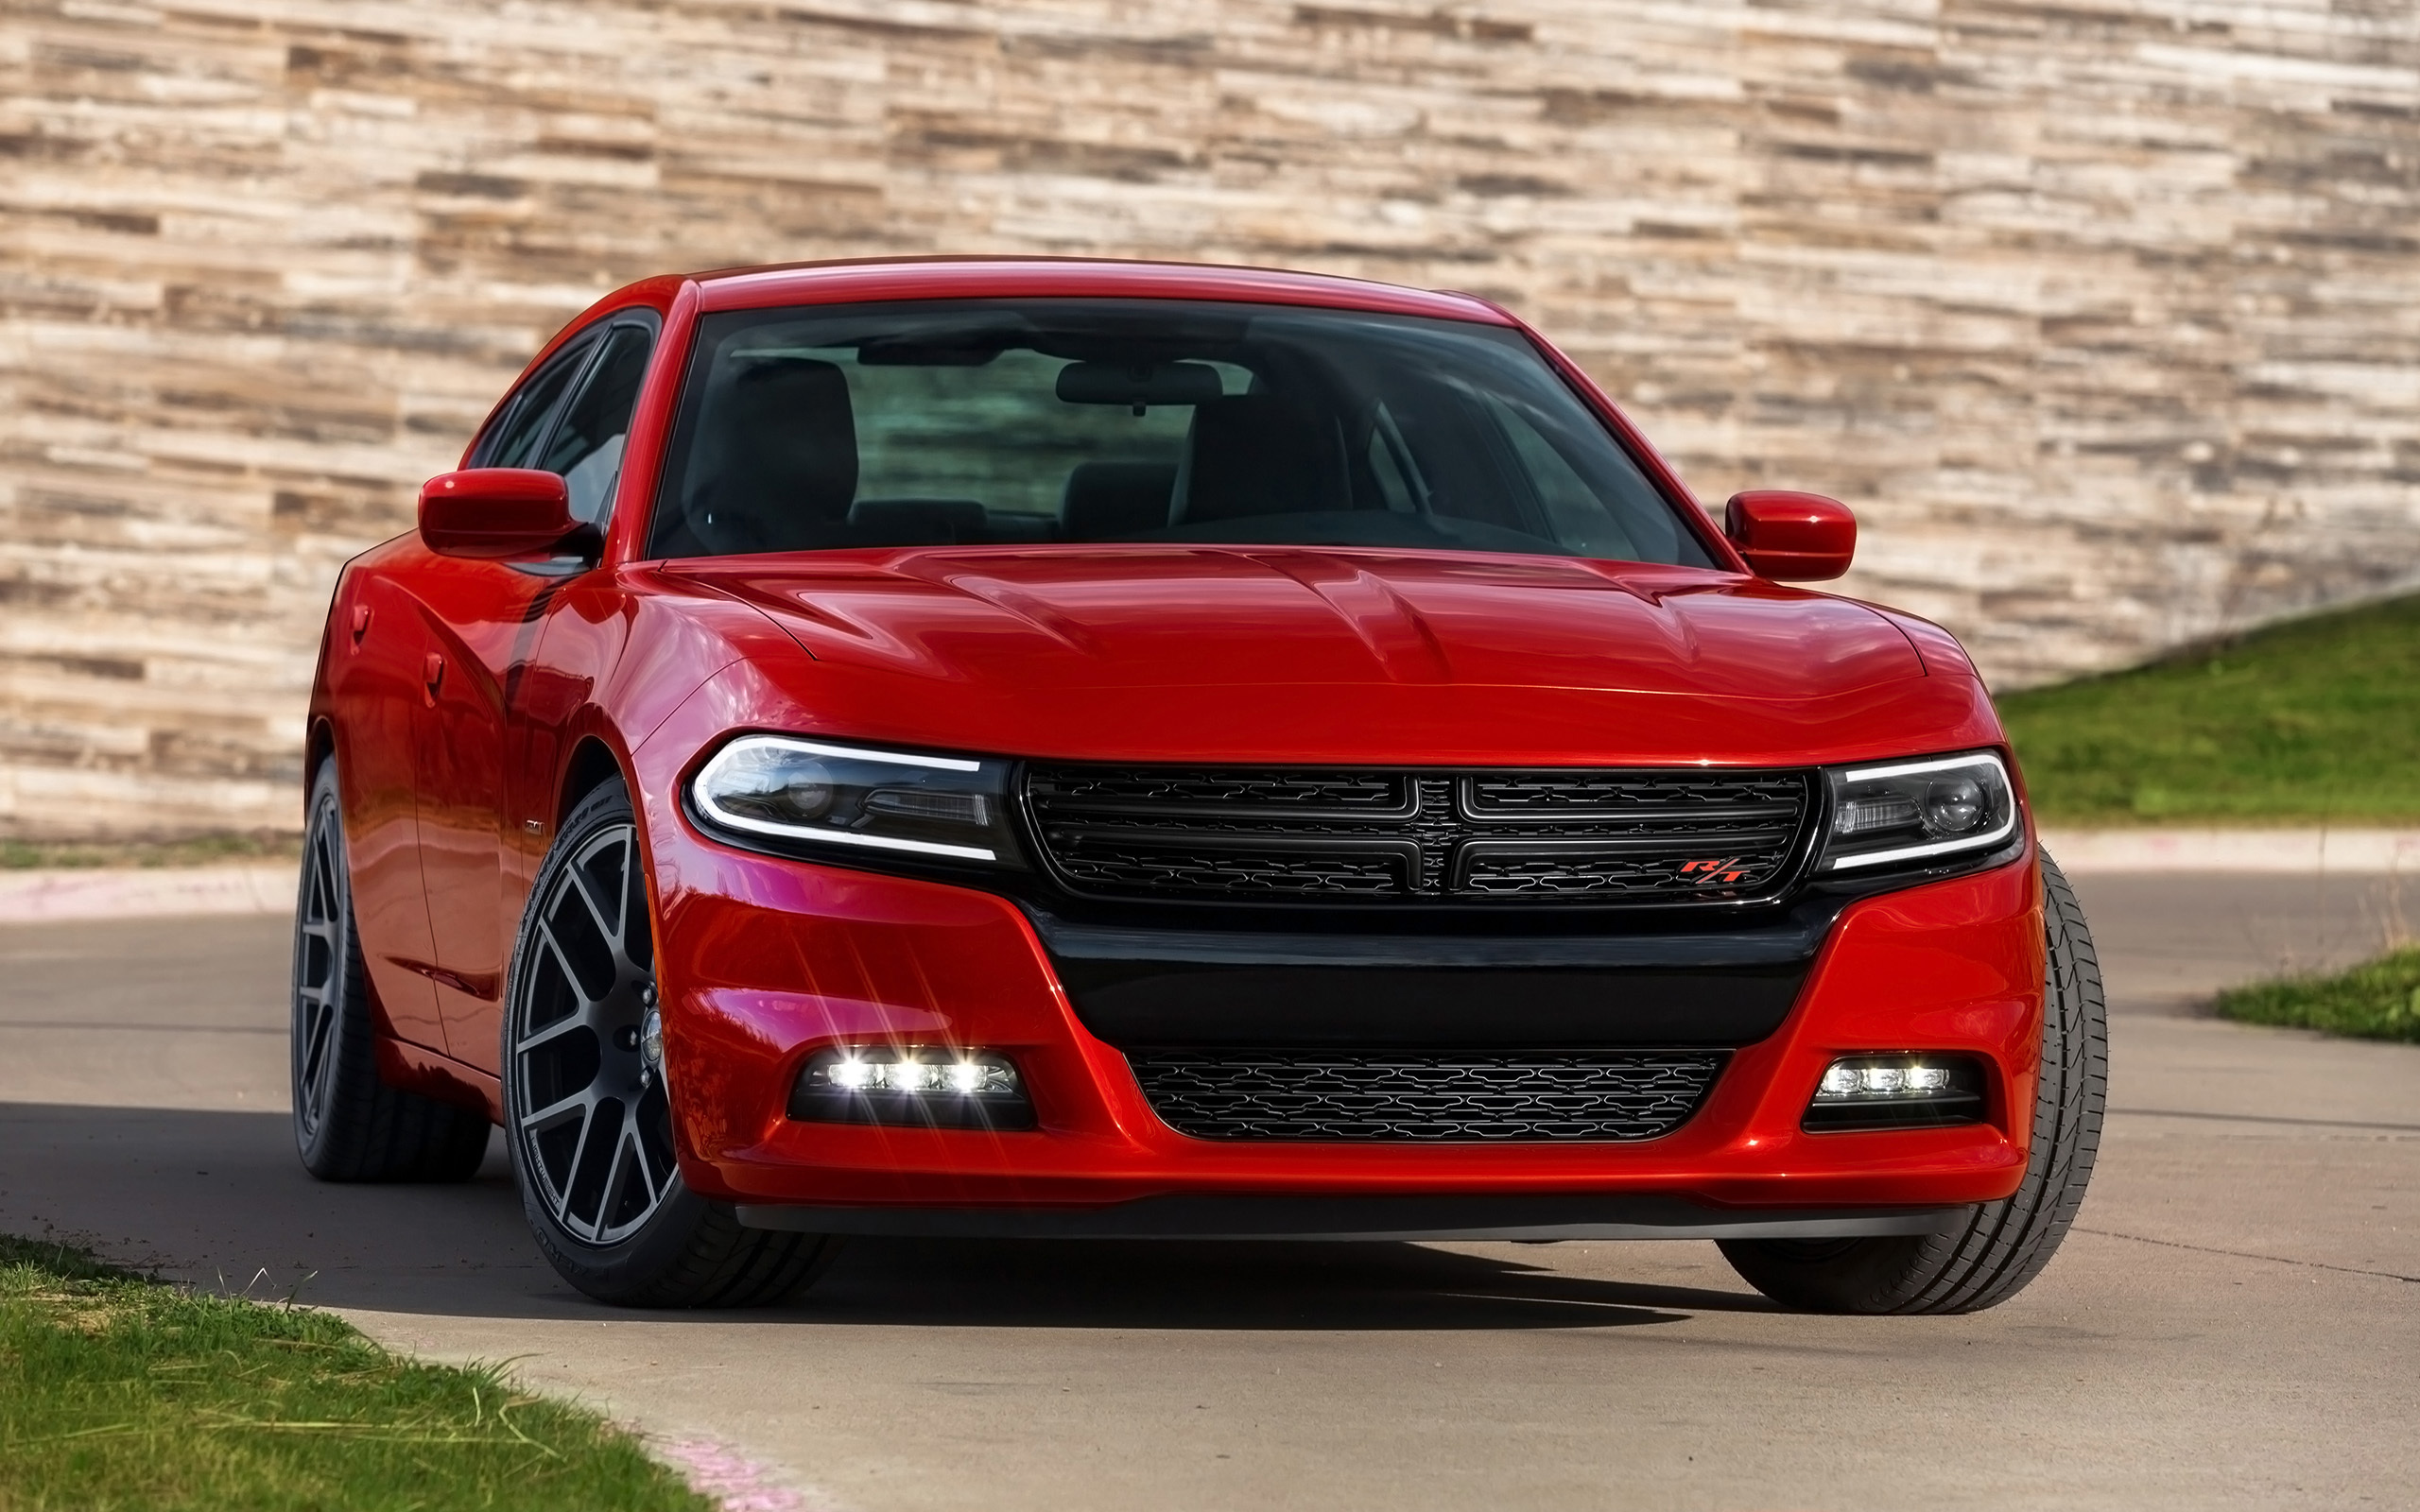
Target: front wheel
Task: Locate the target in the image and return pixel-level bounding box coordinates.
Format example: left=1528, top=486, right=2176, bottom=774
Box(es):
left=502, top=778, right=838, bottom=1307
left=1719, top=851, right=2107, bottom=1314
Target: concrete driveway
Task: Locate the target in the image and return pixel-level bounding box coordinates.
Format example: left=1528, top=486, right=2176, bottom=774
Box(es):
left=2, top=873, right=2413, bottom=1510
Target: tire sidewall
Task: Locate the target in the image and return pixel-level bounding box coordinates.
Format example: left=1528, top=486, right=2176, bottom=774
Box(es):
left=501, top=779, right=713, bottom=1297
left=1720, top=850, right=2107, bottom=1313
left=293, top=758, right=357, bottom=1170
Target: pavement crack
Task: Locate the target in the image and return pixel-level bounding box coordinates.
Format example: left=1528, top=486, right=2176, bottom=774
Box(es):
left=2076, top=1227, right=2420, bottom=1283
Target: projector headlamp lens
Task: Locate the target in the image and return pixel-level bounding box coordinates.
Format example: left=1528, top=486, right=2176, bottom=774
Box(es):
left=1819, top=751, right=2016, bottom=874
left=692, top=736, right=1022, bottom=867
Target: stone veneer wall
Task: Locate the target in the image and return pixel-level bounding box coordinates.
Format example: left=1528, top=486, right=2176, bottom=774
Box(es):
left=3, top=0, right=2415, bottom=836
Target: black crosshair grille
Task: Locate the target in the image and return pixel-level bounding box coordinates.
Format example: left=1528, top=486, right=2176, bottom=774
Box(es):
left=1023, top=765, right=1812, bottom=903
left=1126, top=1051, right=1727, bottom=1142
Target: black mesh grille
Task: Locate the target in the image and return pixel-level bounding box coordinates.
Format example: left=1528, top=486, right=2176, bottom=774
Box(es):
left=1127, top=1051, right=1725, bottom=1142
left=1025, top=765, right=1811, bottom=903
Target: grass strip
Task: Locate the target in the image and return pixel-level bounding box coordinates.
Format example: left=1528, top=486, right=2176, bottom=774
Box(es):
left=1995, top=593, right=2420, bottom=826
left=0, top=1236, right=709, bottom=1512
left=2215, top=947, right=2420, bottom=1043
left=0, top=833, right=302, bottom=871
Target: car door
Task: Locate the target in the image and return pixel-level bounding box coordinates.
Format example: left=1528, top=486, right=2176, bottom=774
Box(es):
left=326, top=568, right=450, bottom=1052
left=409, top=316, right=659, bottom=1073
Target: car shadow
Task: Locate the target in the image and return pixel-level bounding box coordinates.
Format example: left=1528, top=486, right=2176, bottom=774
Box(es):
left=795, top=1234, right=1766, bottom=1330
left=0, top=1100, right=1771, bottom=1332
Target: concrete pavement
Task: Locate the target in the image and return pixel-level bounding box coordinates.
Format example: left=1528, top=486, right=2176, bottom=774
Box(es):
left=1, top=876, right=2413, bottom=1510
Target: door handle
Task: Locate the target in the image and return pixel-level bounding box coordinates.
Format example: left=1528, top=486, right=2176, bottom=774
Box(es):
left=423, top=651, right=445, bottom=706
left=350, top=604, right=372, bottom=647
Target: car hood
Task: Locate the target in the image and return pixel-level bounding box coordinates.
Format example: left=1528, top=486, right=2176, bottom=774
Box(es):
left=669, top=546, right=1924, bottom=701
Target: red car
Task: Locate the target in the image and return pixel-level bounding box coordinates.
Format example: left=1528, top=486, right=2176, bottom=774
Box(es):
left=292, top=257, right=2104, bottom=1315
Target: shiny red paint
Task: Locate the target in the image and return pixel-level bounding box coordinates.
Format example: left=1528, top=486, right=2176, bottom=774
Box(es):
left=1724, top=490, right=1858, bottom=581
left=307, top=255, right=2030, bottom=1211
left=638, top=833, right=2042, bottom=1212
left=417, top=470, right=587, bottom=559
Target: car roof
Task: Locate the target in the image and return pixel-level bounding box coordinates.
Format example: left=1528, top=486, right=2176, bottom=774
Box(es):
left=682, top=255, right=1516, bottom=325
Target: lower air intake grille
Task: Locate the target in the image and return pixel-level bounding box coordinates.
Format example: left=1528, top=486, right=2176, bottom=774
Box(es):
left=1127, top=1051, right=1725, bottom=1142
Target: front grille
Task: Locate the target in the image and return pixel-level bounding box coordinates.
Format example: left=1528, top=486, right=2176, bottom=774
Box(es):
left=1127, top=1051, right=1725, bottom=1142
left=1024, top=765, right=1812, bottom=903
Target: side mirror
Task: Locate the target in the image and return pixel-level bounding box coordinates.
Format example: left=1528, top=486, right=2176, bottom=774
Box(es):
left=1724, top=490, right=1856, bottom=581
left=418, top=470, right=596, bottom=560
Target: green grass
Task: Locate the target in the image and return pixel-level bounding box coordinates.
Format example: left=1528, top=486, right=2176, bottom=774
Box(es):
left=0, top=833, right=302, bottom=870
left=2216, top=947, right=2420, bottom=1043
left=1995, top=593, right=2420, bottom=826
left=0, top=1237, right=708, bottom=1512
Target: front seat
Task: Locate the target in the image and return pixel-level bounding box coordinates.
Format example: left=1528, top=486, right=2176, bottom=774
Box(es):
left=1060, top=461, right=1178, bottom=541
left=670, top=357, right=858, bottom=555
left=1171, top=394, right=1347, bottom=525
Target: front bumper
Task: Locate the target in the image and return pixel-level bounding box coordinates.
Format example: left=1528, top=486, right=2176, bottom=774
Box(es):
left=652, top=840, right=2046, bottom=1224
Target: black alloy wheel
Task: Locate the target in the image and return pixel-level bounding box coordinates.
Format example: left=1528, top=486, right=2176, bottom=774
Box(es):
left=1718, top=850, right=2108, bottom=1314
left=504, top=778, right=838, bottom=1307
left=509, top=810, right=676, bottom=1245
left=290, top=756, right=491, bottom=1182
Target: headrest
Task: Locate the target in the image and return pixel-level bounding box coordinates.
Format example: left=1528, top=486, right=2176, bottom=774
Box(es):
left=682, top=357, right=857, bottom=554
left=1172, top=394, right=1345, bottom=525
left=1060, top=461, right=1177, bottom=541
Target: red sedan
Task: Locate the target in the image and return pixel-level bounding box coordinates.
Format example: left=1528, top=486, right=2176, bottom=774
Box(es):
left=292, top=257, right=2104, bottom=1314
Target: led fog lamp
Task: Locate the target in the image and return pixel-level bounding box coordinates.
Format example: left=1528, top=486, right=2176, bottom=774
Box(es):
left=789, top=1046, right=1034, bottom=1131
left=1818, top=751, right=2017, bottom=875
left=1803, top=1055, right=1985, bottom=1132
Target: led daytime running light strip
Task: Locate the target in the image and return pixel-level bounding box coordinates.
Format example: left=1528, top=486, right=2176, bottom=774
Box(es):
left=693, top=736, right=999, bottom=861
left=1823, top=751, right=2018, bottom=873
left=743, top=738, right=981, bottom=773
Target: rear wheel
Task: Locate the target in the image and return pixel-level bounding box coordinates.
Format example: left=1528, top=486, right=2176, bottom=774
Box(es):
left=503, top=777, right=838, bottom=1307
left=1719, top=851, right=2107, bottom=1314
left=291, top=757, right=492, bottom=1182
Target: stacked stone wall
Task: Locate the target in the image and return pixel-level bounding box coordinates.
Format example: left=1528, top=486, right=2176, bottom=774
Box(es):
left=3, top=0, right=2414, bottom=835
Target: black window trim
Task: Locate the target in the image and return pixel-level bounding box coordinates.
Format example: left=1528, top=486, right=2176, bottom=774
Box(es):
left=471, top=306, right=666, bottom=474
left=472, top=330, right=601, bottom=471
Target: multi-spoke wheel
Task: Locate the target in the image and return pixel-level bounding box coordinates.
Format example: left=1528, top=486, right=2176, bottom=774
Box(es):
left=290, top=756, right=491, bottom=1182
left=504, top=777, right=838, bottom=1307
left=510, top=810, right=675, bottom=1243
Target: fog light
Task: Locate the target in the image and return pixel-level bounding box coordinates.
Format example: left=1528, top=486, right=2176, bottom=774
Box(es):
left=873, top=1060, right=942, bottom=1093
left=791, top=1046, right=1034, bottom=1130
left=1805, top=1055, right=1984, bottom=1132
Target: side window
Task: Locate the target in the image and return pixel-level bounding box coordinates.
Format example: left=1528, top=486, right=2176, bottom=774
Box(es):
left=473, top=335, right=597, bottom=470
left=537, top=324, right=655, bottom=525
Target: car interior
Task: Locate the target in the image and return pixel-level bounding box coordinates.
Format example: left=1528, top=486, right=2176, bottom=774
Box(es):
left=647, top=301, right=1710, bottom=568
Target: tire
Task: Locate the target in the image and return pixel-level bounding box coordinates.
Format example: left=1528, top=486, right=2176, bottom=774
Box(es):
left=502, top=777, right=839, bottom=1308
left=1719, top=850, right=2107, bottom=1314
left=291, top=757, right=493, bottom=1182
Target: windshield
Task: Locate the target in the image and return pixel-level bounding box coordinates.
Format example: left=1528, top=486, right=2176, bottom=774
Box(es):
left=648, top=298, right=1715, bottom=567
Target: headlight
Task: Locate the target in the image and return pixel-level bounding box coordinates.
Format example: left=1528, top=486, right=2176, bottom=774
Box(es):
left=1817, top=750, right=2018, bottom=873
left=691, top=735, right=1024, bottom=866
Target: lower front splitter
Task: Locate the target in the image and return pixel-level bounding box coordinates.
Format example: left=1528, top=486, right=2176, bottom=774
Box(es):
left=734, top=1193, right=1962, bottom=1243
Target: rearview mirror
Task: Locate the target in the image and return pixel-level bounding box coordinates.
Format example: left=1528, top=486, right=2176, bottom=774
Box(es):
left=1055, top=361, right=1224, bottom=408
left=1724, top=490, right=1856, bottom=581
left=418, top=470, right=596, bottom=561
